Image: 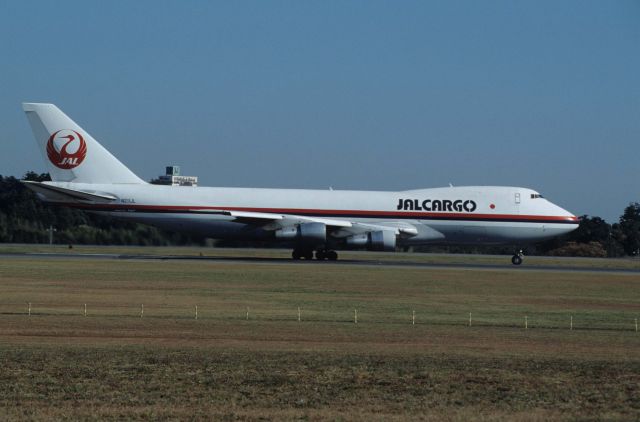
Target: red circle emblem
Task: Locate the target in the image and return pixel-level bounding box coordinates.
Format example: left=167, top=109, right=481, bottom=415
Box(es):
left=46, top=130, right=87, bottom=169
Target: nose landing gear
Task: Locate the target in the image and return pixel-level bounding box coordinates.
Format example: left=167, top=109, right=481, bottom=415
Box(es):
left=511, top=250, right=524, bottom=265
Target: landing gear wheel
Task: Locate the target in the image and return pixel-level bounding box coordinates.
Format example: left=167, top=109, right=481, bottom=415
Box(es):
left=511, top=249, right=524, bottom=265
left=315, top=250, right=327, bottom=260
left=326, top=250, right=338, bottom=261
left=292, top=248, right=315, bottom=260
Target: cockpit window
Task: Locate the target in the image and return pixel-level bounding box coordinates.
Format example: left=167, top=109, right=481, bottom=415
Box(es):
left=530, top=194, right=544, bottom=199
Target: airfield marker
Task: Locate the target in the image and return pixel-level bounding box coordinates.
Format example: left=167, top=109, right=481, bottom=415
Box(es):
left=298, top=307, right=301, bottom=322
left=354, top=309, right=358, bottom=324
left=28, top=302, right=31, bottom=316
left=525, top=315, right=528, bottom=330
left=412, top=310, right=415, bottom=325
left=469, top=312, right=472, bottom=327
left=84, top=303, right=87, bottom=317
left=635, top=318, right=638, bottom=332
left=140, top=304, right=144, bottom=318
left=570, top=315, right=573, bottom=330
left=246, top=307, right=249, bottom=321
left=195, top=305, right=198, bottom=320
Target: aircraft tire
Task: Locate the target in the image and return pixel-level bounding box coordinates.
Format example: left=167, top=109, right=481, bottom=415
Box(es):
left=511, top=255, right=523, bottom=265
left=315, top=250, right=327, bottom=260
left=327, top=250, right=338, bottom=261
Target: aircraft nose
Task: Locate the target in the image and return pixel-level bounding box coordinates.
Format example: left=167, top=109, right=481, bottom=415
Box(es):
left=541, top=199, right=579, bottom=232
left=556, top=205, right=580, bottom=232
left=564, top=208, right=578, bottom=223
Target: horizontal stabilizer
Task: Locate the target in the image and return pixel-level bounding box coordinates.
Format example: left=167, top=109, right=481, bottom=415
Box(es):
left=22, top=181, right=117, bottom=203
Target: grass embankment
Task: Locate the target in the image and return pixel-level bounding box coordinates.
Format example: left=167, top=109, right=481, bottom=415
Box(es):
left=0, top=255, right=638, bottom=420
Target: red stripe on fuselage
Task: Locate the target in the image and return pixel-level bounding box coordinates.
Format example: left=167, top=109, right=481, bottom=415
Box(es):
left=60, top=203, right=579, bottom=223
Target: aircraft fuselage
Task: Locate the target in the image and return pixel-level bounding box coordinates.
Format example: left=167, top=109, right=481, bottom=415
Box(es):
left=37, top=182, right=578, bottom=246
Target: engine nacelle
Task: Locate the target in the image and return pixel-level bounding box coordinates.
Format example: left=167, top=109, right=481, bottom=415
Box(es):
left=345, top=230, right=396, bottom=251
left=275, top=222, right=326, bottom=245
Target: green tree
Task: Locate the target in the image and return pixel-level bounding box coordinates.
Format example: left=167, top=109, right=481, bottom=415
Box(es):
left=619, top=203, right=640, bottom=256
left=22, top=171, right=51, bottom=182
left=569, top=216, right=610, bottom=244
left=535, top=215, right=623, bottom=256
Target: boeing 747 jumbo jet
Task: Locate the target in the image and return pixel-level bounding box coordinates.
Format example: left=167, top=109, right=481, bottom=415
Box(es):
left=21, top=103, right=579, bottom=265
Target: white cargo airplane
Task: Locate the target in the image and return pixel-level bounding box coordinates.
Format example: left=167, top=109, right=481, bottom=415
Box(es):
left=21, top=103, right=578, bottom=265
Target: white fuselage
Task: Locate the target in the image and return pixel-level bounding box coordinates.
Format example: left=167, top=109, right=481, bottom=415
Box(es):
left=43, top=182, right=579, bottom=246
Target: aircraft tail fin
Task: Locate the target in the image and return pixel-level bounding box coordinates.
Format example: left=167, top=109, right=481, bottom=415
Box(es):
left=22, top=103, right=145, bottom=184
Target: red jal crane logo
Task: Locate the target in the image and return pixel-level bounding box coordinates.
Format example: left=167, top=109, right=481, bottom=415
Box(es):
left=46, top=130, right=87, bottom=169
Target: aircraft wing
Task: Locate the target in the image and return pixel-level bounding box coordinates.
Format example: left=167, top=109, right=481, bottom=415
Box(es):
left=221, top=210, right=353, bottom=229
left=212, top=209, right=418, bottom=238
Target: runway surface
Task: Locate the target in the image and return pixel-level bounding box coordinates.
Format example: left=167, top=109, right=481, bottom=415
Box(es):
left=2, top=252, right=639, bottom=275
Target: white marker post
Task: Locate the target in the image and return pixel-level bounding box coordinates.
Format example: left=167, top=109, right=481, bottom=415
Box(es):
left=469, top=312, right=472, bottom=327
left=140, top=304, right=144, bottom=318
left=28, top=302, right=31, bottom=317
left=298, top=307, right=301, bottom=322
left=412, top=310, right=416, bottom=326
left=354, top=309, right=358, bottom=324
left=84, top=303, right=87, bottom=317
left=570, top=315, right=573, bottom=330
left=195, top=305, right=198, bottom=320
left=636, top=318, right=638, bottom=332
left=246, top=307, right=249, bottom=321
left=525, top=315, right=528, bottom=330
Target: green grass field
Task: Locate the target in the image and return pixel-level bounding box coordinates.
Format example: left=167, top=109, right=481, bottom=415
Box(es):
left=0, top=249, right=639, bottom=420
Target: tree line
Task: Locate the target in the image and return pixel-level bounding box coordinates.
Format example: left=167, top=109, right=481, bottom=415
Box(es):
left=534, top=208, right=639, bottom=257
left=0, top=172, right=639, bottom=257
left=0, top=172, right=198, bottom=246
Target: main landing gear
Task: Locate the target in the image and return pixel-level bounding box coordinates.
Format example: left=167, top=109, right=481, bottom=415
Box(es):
left=291, top=249, right=313, bottom=260
left=511, top=249, right=524, bottom=266
left=315, top=249, right=338, bottom=261
left=291, top=248, right=338, bottom=261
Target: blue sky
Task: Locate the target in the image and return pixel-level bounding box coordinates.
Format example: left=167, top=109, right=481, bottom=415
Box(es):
left=1, top=1, right=638, bottom=222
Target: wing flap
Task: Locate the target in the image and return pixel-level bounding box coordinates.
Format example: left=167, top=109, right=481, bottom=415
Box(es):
left=186, top=209, right=353, bottom=228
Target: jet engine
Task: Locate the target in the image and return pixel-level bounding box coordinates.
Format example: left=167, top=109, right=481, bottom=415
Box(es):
left=345, top=230, right=396, bottom=251
left=275, top=222, right=326, bottom=245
